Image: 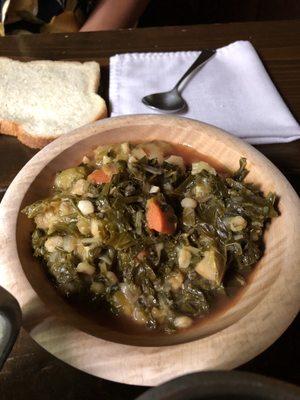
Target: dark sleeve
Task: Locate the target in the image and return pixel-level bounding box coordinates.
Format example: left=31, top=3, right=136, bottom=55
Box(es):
left=36, top=0, right=67, bottom=23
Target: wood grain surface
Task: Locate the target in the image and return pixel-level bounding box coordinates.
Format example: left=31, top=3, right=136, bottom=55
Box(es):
left=1, top=115, right=300, bottom=386
left=0, top=20, right=299, bottom=399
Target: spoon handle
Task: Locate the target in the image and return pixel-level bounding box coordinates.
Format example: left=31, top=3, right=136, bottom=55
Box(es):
left=173, top=49, right=216, bottom=90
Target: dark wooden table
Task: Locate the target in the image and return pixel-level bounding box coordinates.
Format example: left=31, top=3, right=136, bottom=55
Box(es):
left=0, top=19, right=299, bottom=400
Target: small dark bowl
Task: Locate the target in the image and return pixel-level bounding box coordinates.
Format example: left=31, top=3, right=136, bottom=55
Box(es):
left=136, top=371, right=300, bottom=400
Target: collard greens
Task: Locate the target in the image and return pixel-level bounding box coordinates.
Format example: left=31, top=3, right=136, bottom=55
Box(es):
left=23, top=141, right=277, bottom=333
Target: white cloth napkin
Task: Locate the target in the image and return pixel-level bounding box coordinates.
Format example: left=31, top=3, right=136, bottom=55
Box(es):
left=109, top=41, right=300, bottom=144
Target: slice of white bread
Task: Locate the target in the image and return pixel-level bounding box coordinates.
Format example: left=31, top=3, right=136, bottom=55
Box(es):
left=0, top=58, right=107, bottom=148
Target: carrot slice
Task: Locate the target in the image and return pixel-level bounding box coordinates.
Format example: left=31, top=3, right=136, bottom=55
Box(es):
left=146, top=198, right=176, bottom=234
left=88, top=165, right=118, bottom=184
left=88, top=169, right=111, bottom=184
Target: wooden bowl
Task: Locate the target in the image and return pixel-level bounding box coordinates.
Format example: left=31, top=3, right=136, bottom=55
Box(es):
left=0, top=115, right=299, bottom=386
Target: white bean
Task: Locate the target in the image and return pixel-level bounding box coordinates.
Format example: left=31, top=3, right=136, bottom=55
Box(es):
left=77, top=261, right=95, bottom=275
left=174, top=316, right=193, bottom=329
left=178, top=247, right=191, bottom=269
left=78, top=200, right=94, bottom=215
left=181, top=197, right=197, bottom=209
left=149, top=185, right=160, bottom=194
left=90, top=218, right=99, bottom=237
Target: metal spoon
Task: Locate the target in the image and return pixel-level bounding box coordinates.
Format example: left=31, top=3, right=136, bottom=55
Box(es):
left=0, top=286, right=22, bottom=370
left=142, top=49, right=216, bottom=113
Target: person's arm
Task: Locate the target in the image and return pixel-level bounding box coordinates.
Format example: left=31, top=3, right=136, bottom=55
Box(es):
left=80, top=0, right=149, bottom=32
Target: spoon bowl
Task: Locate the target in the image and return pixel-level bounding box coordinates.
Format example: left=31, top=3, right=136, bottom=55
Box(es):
left=142, top=88, right=187, bottom=113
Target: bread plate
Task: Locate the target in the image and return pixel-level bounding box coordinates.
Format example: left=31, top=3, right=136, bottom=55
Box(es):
left=0, top=115, right=299, bottom=386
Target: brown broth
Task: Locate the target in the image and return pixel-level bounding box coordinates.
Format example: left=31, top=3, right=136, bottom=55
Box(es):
left=65, top=279, right=246, bottom=337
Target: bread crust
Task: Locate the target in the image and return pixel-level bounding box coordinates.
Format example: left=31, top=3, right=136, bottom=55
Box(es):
left=0, top=106, right=107, bottom=149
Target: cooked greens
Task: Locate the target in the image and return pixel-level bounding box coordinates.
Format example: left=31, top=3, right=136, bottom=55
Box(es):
left=23, top=141, right=277, bottom=333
